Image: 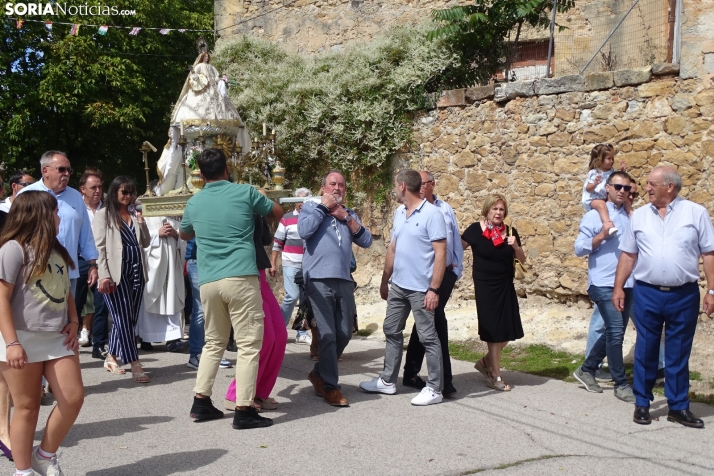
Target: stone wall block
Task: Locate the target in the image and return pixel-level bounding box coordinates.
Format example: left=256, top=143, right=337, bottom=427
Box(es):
left=465, top=84, right=495, bottom=103
left=645, top=98, right=673, bottom=118
left=694, top=89, right=714, bottom=107
left=665, top=116, right=688, bottom=135
left=494, top=81, right=535, bottom=102
left=619, top=151, right=649, bottom=168
left=534, top=75, right=586, bottom=95
left=453, top=149, right=477, bottom=168
left=614, top=67, right=653, bottom=87
left=423, top=155, right=450, bottom=174
left=437, top=89, right=466, bottom=108
left=582, top=125, right=619, bottom=143
left=651, top=63, right=680, bottom=76
left=584, top=72, right=614, bottom=91
left=670, top=94, right=694, bottom=112
left=628, top=121, right=661, bottom=139
left=700, top=140, right=714, bottom=158
left=637, top=80, right=676, bottom=98
left=436, top=174, right=459, bottom=195
left=547, top=132, right=571, bottom=148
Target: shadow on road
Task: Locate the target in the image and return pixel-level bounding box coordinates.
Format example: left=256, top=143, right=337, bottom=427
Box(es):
left=85, top=449, right=228, bottom=475
left=38, top=416, right=175, bottom=447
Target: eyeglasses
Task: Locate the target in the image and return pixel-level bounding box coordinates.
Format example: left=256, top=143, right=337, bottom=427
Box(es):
left=628, top=192, right=639, bottom=199
left=50, top=166, right=73, bottom=175
left=420, top=180, right=434, bottom=188
left=17, top=182, right=33, bottom=187
left=610, top=184, right=632, bottom=192
left=119, top=189, right=134, bottom=196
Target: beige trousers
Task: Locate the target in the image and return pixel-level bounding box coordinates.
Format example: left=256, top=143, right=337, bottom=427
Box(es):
left=193, top=276, right=264, bottom=406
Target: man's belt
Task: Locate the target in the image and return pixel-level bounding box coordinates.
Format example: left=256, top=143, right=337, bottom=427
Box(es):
left=636, top=280, right=697, bottom=292
left=446, top=265, right=454, bottom=272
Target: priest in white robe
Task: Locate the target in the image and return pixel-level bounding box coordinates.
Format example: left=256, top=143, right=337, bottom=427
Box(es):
left=137, top=216, right=187, bottom=350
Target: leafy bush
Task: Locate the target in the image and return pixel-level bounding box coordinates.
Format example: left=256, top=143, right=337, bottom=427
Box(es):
left=212, top=24, right=457, bottom=206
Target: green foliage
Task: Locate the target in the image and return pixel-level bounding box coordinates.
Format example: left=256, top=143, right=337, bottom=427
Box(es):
left=0, top=0, right=213, bottom=187
left=428, top=0, right=575, bottom=88
left=212, top=25, right=457, bottom=204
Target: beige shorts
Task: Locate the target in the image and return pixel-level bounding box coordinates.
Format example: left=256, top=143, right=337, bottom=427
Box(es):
left=0, top=330, right=75, bottom=363
left=81, top=290, right=95, bottom=316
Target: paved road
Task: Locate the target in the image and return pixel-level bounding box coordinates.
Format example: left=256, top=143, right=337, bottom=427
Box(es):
left=3, top=336, right=712, bottom=475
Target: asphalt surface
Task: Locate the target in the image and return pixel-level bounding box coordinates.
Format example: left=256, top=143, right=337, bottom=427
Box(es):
left=3, top=335, right=713, bottom=475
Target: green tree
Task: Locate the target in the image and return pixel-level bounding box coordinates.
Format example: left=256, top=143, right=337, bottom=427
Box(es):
left=427, top=0, right=574, bottom=88
left=0, top=0, right=213, bottom=188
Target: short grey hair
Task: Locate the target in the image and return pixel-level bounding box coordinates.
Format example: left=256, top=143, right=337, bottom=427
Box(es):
left=321, top=169, right=345, bottom=186
left=658, top=167, right=682, bottom=192
left=420, top=171, right=435, bottom=182
left=294, top=187, right=311, bottom=197
left=40, top=150, right=68, bottom=168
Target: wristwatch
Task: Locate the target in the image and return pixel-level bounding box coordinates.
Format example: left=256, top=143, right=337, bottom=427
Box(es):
left=344, top=214, right=352, bottom=223
left=428, top=287, right=440, bottom=295
left=88, top=263, right=98, bottom=268
left=707, top=290, right=714, bottom=296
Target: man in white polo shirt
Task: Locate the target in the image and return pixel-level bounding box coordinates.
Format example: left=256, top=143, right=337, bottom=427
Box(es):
left=360, top=169, right=447, bottom=406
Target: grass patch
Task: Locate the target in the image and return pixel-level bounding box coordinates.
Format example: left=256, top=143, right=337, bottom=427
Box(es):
left=449, top=342, right=582, bottom=381
left=355, top=329, right=374, bottom=337
left=449, top=340, right=714, bottom=407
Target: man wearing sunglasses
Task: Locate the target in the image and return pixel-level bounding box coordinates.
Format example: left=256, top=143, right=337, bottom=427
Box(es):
left=19, top=151, right=99, bottom=297
left=614, top=166, right=714, bottom=428
left=574, top=171, right=636, bottom=403
left=0, top=170, right=35, bottom=213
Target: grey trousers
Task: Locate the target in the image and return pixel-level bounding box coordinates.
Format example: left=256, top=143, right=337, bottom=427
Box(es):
left=380, top=283, right=442, bottom=391
left=307, top=278, right=355, bottom=391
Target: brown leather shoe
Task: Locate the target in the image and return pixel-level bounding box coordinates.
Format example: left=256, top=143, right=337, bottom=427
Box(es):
left=308, top=371, right=325, bottom=397
left=323, top=388, right=349, bottom=407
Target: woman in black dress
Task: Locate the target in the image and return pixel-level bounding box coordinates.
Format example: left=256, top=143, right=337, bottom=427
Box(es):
left=461, top=194, right=526, bottom=391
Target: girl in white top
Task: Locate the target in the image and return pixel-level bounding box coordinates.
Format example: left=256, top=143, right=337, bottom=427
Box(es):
left=0, top=191, right=84, bottom=476
left=581, top=144, right=630, bottom=234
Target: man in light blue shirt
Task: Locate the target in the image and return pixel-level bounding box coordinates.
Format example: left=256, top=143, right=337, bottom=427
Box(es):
left=402, top=171, right=463, bottom=397
left=614, top=166, right=714, bottom=428
left=360, top=169, right=446, bottom=406
left=20, top=151, right=98, bottom=296
left=573, top=171, right=635, bottom=403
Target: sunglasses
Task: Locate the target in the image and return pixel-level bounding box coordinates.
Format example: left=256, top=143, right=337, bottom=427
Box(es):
left=629, top=192, right=639, bottom=199
left=119, top=189, right=134, bottom=196
left=52, top=166, right=73, bottom=175
left=610, top=184, right=632, bottom=192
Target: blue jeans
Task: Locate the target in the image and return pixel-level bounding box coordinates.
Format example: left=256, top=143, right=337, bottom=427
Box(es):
left=586, top=304, right=665, bottom=370
left=281, top=266, right=306, bottom=338
left=582, top=286, right=632, bottom=387
left=74, top=258, right=108, bottom=352
left=187, top=259, right=205, bottom=356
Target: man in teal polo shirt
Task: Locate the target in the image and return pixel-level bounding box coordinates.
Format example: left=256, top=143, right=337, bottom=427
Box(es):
left=180, top=148, right=283, bottom=430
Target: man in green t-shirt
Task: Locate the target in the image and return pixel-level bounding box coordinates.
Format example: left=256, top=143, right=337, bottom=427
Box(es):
left=180, top=148, right=283, bottom=430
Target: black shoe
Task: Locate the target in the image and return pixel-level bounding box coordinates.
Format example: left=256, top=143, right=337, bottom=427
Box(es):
left=633, top=406, right=651, bottom=425
left=655, top=368, right=665, bottom=385
left=233, top=407, right=273, bottom=429
left=226, top=340, right=238, bottom=352
left=140, top=342, right=154, bottom=351
left=667, top=409, right=704, bottom=428
left=402, top=375, right=427, bottom=390
left=190, top=396, right=224, bottom=422
left=443, top=383, right=457, bottom=398
left=91, top=347, right=108, bottom=359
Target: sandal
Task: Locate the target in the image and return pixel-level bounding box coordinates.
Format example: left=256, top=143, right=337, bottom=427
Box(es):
left=310, top=354, right=319, bottom=361
left=104, top=357, right=126, bottom=374
left=130, top=362, right=150, bottom=383
left=254, top=397, right=278, bottom=411
left=474, top=357, right=492, bottom=380
left=486, top=375, right=511, bottom=392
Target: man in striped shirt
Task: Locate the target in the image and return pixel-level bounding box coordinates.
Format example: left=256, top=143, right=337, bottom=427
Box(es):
left=271, top=187, right=312, bottom=344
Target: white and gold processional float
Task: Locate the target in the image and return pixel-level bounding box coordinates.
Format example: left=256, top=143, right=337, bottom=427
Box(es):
left=138, top=41, right=291, bottom=217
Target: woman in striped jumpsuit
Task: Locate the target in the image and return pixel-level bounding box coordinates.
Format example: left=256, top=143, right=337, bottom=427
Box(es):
left=92, top=176, right=151, bottom=383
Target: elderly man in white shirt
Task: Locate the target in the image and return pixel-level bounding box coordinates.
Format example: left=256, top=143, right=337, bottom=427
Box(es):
left=614, top=166, right=714, bottom=428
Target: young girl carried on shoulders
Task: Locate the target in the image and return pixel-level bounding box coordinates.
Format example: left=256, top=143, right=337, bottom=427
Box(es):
left=581, top=143, right=631, bottom=234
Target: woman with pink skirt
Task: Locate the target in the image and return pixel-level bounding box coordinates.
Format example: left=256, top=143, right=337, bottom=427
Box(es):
left=225, top=213, right=287, bottom=411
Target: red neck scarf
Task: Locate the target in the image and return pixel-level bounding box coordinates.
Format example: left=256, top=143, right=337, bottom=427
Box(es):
left=482, top=221, right=506, bottom=246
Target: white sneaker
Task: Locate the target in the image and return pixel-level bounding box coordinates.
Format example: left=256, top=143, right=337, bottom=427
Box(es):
left=411, top=387, right=443, bottom=406
left=78, top=328, right=90, bottom=347
left=295, top=334, right=311, bottom=345
left=31, top=445, right=65, bottom=476
left=359, top=377, right=396, bottom=395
